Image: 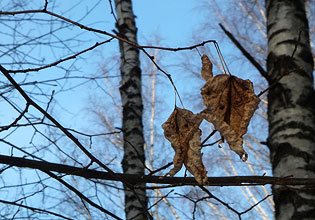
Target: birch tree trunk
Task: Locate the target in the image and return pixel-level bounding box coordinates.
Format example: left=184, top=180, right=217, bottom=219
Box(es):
left=114, top=0, right=148, bottom=219
left=266, top=0, right=315, bottom=219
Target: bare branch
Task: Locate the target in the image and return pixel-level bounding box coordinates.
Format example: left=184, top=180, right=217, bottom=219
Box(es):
left=8, top=38, right=114, bottom=73
left=0, top=64, right=129, bottom=187
left=1, top=155, right=315, bottom=186
left=0, top=8, right=215, bottom=52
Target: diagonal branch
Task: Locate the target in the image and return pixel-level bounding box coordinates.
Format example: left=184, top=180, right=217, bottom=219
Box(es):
left=0, top=7, right=220, bottom=110
left=0, top=8, right=216, bottom=107
left=8, top=38, right=114, bottom=73
left=219, top=23, right=269, bottom=80
left=0, top=199, right=73, bottom=220
left=0, top=65, right=128, bottom=186
left=42, top=170, right=122, bottom=220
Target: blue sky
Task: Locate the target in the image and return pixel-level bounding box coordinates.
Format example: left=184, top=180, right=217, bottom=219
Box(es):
left=0, top=0, right=269, bottom=173
left=135, top=0, right=201, bottom=45
left=0, top=1, right=274, bottom=219
left=0, top=0, right=270, bottom=174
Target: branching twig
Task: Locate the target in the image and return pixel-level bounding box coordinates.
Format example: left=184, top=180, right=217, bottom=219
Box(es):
left=0, top=65, right=130, bottom=187
left=140, top=48, right=185, bottom=108
left=0, top=103, right=29, bottom=131
left=0, top=8, right=215, bottom=55
left=239, top=193, right=272, bottom=215
left=8, top=38, right=114, bottom=73
left=0, top=199, right=73, bottom=220
left=0, top=121, right=121, bottom=137
left=257, top=69, right=296, bottom=97
left=199, top=186, right=242, bottom=219
left=147, top=190, right=174, bottom=210
left=175, top=193, right=210, bottom=220
left=0, top=8, right=217, bottom=108
left=42, top=170, right=122, bottom=220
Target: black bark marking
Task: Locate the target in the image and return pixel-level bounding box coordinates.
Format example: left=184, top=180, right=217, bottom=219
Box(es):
left=276, top=39, right=301, bottom=46
left=266, top=53, right=295, bottom=82
left=270, top=121, right=315, bottom=140
left=298, top=47, right=314, bottom=68
left=268, top=28, right=290, bottom=43
left=297, top=86, right=315, bottom=108
left=271, top=142, right=314, bottom=169
left=267, top=84, right=292, bottom=114
left=274, top=187, right=315, bottom=220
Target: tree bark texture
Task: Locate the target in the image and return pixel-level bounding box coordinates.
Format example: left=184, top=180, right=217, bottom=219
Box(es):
left=114, top=0, right=148, bottom=219
left=266, top=0, right=315, bottom=219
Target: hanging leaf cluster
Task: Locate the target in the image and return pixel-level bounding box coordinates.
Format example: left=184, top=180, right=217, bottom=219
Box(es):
left=162, top=107, right=208, bottom=185
left=162, top=54, right=260, bottom=185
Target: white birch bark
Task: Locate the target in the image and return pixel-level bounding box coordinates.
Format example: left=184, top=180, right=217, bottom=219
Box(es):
left=114, top=0, right=148, bottom=219
left=266, top=0, right=315, bottom=219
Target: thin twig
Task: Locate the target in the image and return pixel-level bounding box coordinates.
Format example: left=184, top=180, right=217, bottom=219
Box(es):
left=201, top=130, right=217, bottom=145
left=239, top=194, right=272, bottom=215
left=0, top=10, right=215, bottom=52
left=214, top=41, right=231, bottom=75
left=8, top=38, right=114, bottom=73
left=147, top=190, right=174, bottom=210
left=0, top=103, right=29, bottom=131
left=175, top=193, right=211, bottom=220
left=0, top=199, right=73, bottom=220
left=257, top=31, right=302, bottom=97
left=148, top=162, right=173, bottom=176
left=42, top=170, right=122, bottom=220
left=108, top=0, right=118, bottom=22
left=199, top=186, right=242, bottom=219
left=202, top=139, right=222, bottom=147
left=141, top=48, right=185, bottom=108
left=0, top=8, right=218, bottom=109
left=0, top=65, right=130, bottom=187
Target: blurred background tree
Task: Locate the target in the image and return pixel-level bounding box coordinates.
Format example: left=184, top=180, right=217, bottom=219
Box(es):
left=0, top=0, right=314, bottom=219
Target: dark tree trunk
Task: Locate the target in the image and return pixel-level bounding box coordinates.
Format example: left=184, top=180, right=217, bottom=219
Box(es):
left=114, top=0, right=148, bottom=219
left=266, top=0, right=315, bottom=219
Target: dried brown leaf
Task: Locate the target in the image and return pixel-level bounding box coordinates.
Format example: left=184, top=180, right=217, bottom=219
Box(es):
left=162, top=107, right=208, bottom=185
left=200, top=55, right=260, bottom=161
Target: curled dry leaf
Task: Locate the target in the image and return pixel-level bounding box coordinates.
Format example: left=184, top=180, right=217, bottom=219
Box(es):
left=162, top=107, right=208, bottom=185
left=201, top=54, right=213, bottom=81
left=200, top=54, right=260, bottom=161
